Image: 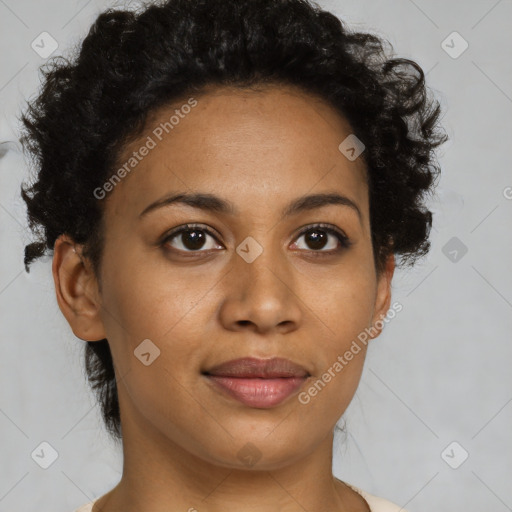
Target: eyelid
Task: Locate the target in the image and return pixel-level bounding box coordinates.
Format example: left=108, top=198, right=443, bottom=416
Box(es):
left=293, top=223, right=352, bottom=250
left=159, top=223, right=222, bottom=249
left=159, top=222, right=352, bottom=254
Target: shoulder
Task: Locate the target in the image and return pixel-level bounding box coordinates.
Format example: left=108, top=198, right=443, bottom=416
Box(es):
left=74, top=487, right=407, bottom=512
left=348, top=483, right=409, bottom=512
left=73, top=498, right=98, bottom=512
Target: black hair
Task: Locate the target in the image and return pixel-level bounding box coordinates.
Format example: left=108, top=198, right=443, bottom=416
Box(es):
left=19, top=0, right=448, bottom=441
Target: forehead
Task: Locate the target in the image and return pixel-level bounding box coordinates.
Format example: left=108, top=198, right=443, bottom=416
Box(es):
left=105, top=84, right=369, bottom=221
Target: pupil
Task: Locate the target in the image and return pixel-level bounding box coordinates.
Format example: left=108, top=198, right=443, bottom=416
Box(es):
left=179, top=229, right=329, bottom=251
left=183, top=230, right=205, bottom=250
left=306, top=229, right=327, bottom=250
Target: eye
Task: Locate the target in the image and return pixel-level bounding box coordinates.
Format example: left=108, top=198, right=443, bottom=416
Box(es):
left=160, top=224, right=223, bottom=254
left=291, top=223, right=352, bottom=254
left=160, top=222, right=352, bottom=256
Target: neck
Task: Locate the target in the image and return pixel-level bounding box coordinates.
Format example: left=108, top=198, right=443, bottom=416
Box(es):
left=93, top=391, right=367, bottom=512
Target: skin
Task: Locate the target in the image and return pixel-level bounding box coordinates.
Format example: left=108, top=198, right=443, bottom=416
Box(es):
left=53, top=83, right=395, bottom=512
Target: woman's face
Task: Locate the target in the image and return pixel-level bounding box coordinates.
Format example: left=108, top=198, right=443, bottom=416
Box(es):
left=59, top=84, right=394, bottom=469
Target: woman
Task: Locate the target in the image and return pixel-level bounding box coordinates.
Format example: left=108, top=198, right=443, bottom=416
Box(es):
left=19, top=0, right=447, bottom=510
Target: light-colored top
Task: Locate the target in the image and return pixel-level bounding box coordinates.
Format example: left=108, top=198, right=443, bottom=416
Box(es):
left=74, top=484, right=408, bottom=512
left=349, top=484, right=408, bottom=511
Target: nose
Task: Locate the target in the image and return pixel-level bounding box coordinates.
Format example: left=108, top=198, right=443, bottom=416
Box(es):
left=218, top=242, right=303, bottom=335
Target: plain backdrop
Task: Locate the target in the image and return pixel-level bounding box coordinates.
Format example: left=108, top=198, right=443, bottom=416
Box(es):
left=1, top=0, right=511, bottom=511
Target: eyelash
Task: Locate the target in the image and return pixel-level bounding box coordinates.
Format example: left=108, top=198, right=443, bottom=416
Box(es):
left=160, top=223, right=353, bottom=257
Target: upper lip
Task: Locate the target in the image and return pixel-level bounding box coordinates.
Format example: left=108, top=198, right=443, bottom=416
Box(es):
left=203, top=357, right=310, bottom=378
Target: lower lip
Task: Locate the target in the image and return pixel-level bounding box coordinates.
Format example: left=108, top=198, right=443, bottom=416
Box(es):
left=204, top=375, right=308, bottom=408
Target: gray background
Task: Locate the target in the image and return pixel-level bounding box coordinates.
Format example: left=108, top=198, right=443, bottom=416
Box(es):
left=1, top=0, right=511, bottom=511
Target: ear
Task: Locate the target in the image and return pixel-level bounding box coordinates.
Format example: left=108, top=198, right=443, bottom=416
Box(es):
left=369, top=253, right=396, bottom=340
left=52, top=234, right=107, bottom=342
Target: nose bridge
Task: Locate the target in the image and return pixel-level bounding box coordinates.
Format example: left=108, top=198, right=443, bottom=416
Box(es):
left=235, top=232, right=291, bottom=300
left=221, top=230, right=302, bottom=332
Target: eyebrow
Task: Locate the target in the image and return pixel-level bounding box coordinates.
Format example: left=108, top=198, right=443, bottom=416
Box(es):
left=138, top=191, right=362, bottom=223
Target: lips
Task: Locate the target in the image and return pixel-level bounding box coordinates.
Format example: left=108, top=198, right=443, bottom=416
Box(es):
left=202, top=357, right=310, bottom=408
left=203, top=357, right=310, bottom=379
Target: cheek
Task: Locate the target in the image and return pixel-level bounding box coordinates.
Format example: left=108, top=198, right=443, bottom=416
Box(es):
left=295, top=283, right=372, bottom=420
left=98, top=250, right=219, bottom=374
left=300, top=261, right=376, bottom=342
left=97, top=263, right=213, bottom=434
left=97, top=233, right=377, bottom=448
left=296, top=350, right=367, bottom=430
left=294, top=267, right=374, bottom=408
left=101, top=239, right=377, bottom=372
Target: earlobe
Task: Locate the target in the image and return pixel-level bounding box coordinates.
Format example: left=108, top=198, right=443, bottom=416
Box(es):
left=52, top=234, right=107, bottom=342
left=369, top=253, right=396, bottom=340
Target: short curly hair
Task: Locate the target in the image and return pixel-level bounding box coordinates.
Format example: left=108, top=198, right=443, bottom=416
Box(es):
left=19, top=0, right=448, bottom=441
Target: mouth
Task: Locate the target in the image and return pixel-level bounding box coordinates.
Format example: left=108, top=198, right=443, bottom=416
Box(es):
left=202, top=357, right=310, bottom=408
